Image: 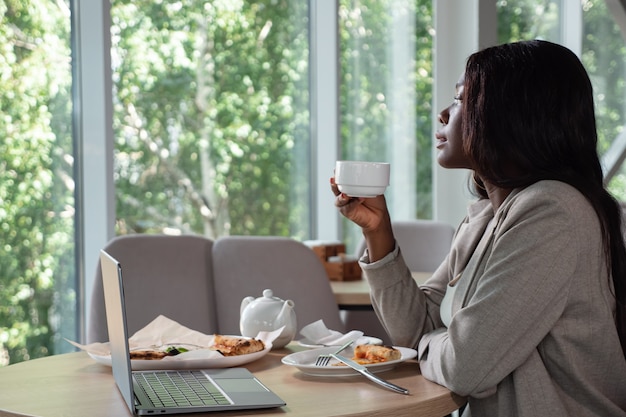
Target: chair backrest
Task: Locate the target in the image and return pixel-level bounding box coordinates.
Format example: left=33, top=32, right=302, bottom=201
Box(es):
left=86, top=234, right=217, bottom=343
left=212, top=236, right=345, bottom=335
left=355, top=219, right=455, bottom=272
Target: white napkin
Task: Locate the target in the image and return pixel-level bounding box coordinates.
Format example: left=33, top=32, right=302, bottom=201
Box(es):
left=299, top=319, right=364, bottom=346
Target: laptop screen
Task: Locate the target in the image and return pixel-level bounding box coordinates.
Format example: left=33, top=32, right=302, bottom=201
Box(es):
left=100, top=250, right=137, bottom=413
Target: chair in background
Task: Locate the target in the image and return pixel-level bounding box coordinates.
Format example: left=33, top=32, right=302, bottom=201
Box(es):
left=346, top=219, right=456, bottom=344
left=354, top=219, right=456, bottom=272
left=212, top=236, right=345, bottom=336
left=86, top=234, right=217, bottom=344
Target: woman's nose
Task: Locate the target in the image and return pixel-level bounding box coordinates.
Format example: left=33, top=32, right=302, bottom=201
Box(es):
left=438, top=108, right=449, bottom=125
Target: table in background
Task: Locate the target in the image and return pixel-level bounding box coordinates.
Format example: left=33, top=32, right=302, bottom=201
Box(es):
left=0, top=344, right=465, bottom=417
left=331, top=271, right=430, bottom=308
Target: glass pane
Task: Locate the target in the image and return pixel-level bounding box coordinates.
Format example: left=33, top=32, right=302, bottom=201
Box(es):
left=111, top=0, right=311, bottom=240
left=339, top=0, right=433, bottom=252
left=497, top=0, right=560, bottom=41
left=581, top=1, right=626, bottom=200
left=0, top=0, right=77, bottom=365
left=497, top=0, right=626, bottom=201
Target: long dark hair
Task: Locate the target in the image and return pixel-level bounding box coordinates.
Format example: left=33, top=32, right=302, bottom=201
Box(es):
left=463, top=40, right=626, bottom=358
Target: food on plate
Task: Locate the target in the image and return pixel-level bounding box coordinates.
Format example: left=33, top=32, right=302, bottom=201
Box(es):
left=165, top=346, right=189, bottom=355
left=333, top=344, right=401, bottom=366
left=126, top=335, right=265, bottom=360
left=353, top=344, right=401, bottom=363
left=129, top=345, right=191, bottom=360
left=210, top=335, right=266, bottom=356
left=129, top=349, right=173, bottom=360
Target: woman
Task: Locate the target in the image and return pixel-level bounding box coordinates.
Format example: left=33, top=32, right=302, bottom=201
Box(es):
left=331, top=40, right=626, bottom=416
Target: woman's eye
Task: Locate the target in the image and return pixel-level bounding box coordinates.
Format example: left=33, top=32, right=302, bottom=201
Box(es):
left=453, top=95, right=462, bottom=105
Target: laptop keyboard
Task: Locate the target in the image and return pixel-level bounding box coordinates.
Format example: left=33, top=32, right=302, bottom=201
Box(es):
left=135, top=370, right=232, bottom=408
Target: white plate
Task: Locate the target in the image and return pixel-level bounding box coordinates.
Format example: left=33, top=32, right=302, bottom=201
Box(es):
left=281, top=346, right=417, bottom=377
left=88, top=341, right=272, bottom=371
left=298, top=335, right=383, bottom=349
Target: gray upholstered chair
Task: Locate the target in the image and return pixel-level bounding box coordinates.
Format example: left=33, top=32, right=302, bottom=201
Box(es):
left=86, top=234, right=217, bottom=343
left=212, top=236, right=345, bottom=336
left=355, top=219, right=455, bottom=272
left=347, top=219, right=456, bottom=344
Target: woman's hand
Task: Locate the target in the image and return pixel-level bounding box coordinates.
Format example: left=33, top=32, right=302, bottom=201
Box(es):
left=330, top=177, right=388, bottom=231
left=330, top=177, right=395, bottom=261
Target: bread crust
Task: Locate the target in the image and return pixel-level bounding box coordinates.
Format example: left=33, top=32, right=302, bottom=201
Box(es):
left=210, top=335, right=265, bottom=356
left=352, top=344, right=401, bottom=364
left=129, top=349, right=170, bottom=360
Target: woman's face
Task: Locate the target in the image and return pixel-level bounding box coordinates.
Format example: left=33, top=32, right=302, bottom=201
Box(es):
left=435, top=74, right=472, bottom=169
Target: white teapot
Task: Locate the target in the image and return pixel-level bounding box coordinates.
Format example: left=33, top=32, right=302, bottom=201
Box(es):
left=240, top=289, right=297, bottom=349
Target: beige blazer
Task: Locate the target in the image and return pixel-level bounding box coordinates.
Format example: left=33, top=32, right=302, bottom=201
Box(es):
left=362, top=180, right=626, bottom=417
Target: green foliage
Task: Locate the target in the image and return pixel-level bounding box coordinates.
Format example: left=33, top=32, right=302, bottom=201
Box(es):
left=112, top=0, right=311, bottom=239
left=338, top=0, right=434, bottom=250
left=581, top=1, right=626, bottom=200
left=113, top=0, right=435, bottom=248
left=497, top=0, right=626, bottom=200
left=339, top=0, right=434, bottom=220
left=0, top=0, right=76, bottom=365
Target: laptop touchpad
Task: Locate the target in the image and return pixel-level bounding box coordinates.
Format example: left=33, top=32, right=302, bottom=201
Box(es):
left=217, top=379, right=269, bottom=393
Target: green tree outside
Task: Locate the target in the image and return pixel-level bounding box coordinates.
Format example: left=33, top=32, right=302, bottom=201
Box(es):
left=0, top=0, right=75, bottom=365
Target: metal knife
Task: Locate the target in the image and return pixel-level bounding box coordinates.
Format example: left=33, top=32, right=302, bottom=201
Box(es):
left=329, top=353, right=410, bottom=395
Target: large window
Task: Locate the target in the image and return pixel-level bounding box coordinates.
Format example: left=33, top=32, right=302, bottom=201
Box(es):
left=339, top=0, right=433, bottom=250
left=581, top=1, right=626, bottom=197
left=111, top=0, right=312, bottom=240
left=110, top=0, right=434, bottom=253
left=0, top=0, right=77, bottom=365
left=497, top=0, right=626, bottom=198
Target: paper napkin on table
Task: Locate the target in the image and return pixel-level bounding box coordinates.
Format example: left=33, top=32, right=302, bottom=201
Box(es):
left=66, top=315, right=283, bottom=360
left=299, top=319, right=364, bottom=346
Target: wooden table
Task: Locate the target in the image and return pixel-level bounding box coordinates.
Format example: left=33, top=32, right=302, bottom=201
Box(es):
left=0, top=345, right=465, bottom=417
left=331, top=272, right=430, bottom=307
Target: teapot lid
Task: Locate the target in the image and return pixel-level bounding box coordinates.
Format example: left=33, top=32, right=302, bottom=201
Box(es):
left=261, top=289, right=278, bottom=300
left=245, top=289, right=290, bottom=307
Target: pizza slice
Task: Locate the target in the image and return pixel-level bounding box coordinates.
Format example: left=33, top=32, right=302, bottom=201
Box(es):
left=210, top=335, right=266, bottom=356
left=352, top=344, right=401, bottom=364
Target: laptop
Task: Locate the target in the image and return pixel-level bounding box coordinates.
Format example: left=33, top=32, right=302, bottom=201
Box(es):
left=99, top=249, right=286, bottom=415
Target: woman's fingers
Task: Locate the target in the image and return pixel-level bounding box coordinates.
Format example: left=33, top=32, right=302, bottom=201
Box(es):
left=330, top=176, right=354, bottom=207
left=330, top=176, right=385, bottom=230
left=330, top=177, right=341, bottom=196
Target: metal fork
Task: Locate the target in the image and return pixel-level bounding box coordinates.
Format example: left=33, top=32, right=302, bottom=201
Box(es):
left=314, top=339, right=354, bottom=367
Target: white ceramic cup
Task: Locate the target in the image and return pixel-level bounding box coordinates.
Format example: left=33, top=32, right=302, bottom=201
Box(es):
left=334, top=160, right=390, bottom=198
